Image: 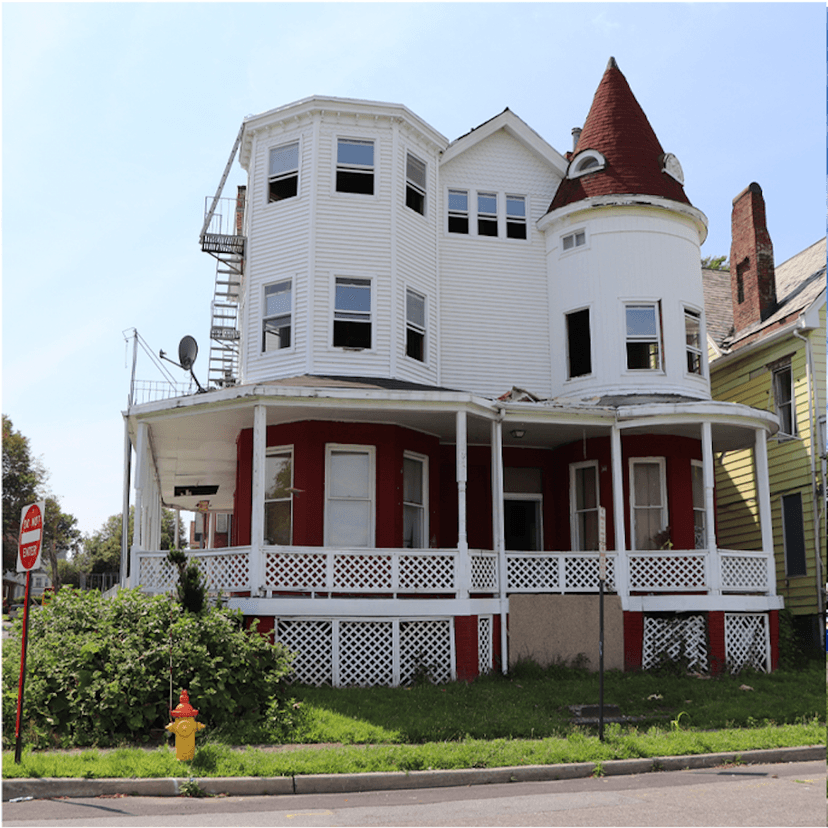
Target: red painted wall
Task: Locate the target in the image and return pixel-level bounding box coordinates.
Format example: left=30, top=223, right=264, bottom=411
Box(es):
left=454, top=615, right=479, bottom=682
left=623, top=611, right=644, bottom=670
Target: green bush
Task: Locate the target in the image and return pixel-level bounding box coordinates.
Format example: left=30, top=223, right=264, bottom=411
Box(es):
left=2, top=587, right=299, bottom=749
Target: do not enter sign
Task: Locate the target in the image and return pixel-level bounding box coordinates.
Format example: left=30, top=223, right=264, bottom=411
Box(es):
left=17, top=501, right=45, bottom=573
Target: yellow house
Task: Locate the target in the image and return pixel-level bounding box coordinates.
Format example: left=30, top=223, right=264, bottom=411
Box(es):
left=704, top=183, right=826, bottom=653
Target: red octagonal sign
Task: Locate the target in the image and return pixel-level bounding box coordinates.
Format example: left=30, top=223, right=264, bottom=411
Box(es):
left=18, top=502, right=44, bottom=573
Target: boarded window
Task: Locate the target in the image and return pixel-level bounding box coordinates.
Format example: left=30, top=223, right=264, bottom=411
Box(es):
left=781, top=492, right=807, bottom=577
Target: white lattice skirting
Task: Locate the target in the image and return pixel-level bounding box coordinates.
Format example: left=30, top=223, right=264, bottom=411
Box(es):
left=642, top=614, right=708, bottom=672
left=725, top=613, right=770, bottom=673
left=274, top=617, right=454, bottom=687
left=478, top=615, right=493, bottom=675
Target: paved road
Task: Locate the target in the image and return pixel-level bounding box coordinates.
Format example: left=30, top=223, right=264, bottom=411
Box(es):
left=4, top=760, right=825, bottom=827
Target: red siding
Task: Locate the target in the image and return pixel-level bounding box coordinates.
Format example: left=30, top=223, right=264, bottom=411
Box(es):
left=708, top=611, right=726, bottom=675
left=623, top=610, right=644, bottom=670
left=454, top=615, right=479, bottom=682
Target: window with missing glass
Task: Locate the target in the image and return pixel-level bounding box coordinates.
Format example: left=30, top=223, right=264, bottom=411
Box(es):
left=262, top=280, right=292, bottom=352
left=336, top=138, right=374, bottom=194
left=685, top=309, right=703, bottom=375
left=626, top=303, right=662, bottom=370
left=333, top=277, right=371, bottom=349
left=268, top=141, right=299, bottom=202
left=264, top=448, right=292, bottom=545
left=566, top=308, right=591, bottom=378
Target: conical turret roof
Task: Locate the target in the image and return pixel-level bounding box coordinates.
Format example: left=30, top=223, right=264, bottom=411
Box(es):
left=549, top=58, right=691, bottom=211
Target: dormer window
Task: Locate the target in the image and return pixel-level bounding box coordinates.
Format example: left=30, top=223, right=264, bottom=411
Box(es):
left=567, top=149, right=606, bottom=179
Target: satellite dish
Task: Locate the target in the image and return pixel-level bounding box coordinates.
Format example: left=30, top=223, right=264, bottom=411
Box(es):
left=178, top=336, right=198, bottom=371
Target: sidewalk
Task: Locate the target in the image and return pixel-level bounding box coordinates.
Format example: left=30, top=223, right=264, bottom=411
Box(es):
left=4, top=745, right=824, bottom=801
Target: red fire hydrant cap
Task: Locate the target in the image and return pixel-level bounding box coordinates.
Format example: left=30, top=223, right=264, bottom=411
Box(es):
left=170, top=689, right=199, bottom=718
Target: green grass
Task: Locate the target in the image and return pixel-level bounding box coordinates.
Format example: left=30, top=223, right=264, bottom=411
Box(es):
left=3, top=661, right=824, bottom=779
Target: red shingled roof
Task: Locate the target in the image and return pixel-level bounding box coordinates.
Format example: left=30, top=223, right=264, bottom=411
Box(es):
left=549, top=58, right=691, bottom=212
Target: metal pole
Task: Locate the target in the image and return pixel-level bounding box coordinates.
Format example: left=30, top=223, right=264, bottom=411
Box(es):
left=14, top=571, right=32, bottom=763
left=121, top=330, right=138, bottom=588
left=598, top=506, right=606, bottom=743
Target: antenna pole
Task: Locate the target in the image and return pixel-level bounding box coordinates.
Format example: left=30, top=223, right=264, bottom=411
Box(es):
left=121, top=330, right=139, bottom=589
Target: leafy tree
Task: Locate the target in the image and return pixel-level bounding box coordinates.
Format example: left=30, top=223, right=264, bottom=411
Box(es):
left=2, top=416, right=47, bottom=572
left=41, top=498, right=81, bottom=591
left=81, top=507, right=186, bottom=575
left=701, top=255, right=729, bottom=271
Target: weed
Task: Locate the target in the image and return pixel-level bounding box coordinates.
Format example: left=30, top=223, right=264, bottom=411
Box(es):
left=670, top=712, right=689, bottom=732
left=178, top=778, right=208, bottom=798
left=591, top=762, right=604, bottom=777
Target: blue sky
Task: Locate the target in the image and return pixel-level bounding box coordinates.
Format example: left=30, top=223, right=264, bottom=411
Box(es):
left=2, top=2, right=825, bottom=539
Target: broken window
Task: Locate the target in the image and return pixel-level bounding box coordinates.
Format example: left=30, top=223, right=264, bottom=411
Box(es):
left=626, top=303, right=662, bottom=370
left=262, top=280, right=292, bottom=352
left=506, top=195, right=527, bottom=239
left=448, top=189, right=469, bottom=234
left=334, top=277, right=371, bottom=349
left=336, top=138, right=374, bottom=194
left=477, top=192, right=498, bottom=236
left=405, top=288, right=426, bottom=362
left=566, top=308, right=592, bottom=378
left=405, top=153, right=426, bottom=215
left=268, top=142, right=299, bottom=202
left=685, top=309, right=703, bottom=375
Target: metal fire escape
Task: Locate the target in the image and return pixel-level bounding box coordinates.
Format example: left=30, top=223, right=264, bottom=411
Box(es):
left=200, top=124, right=246, bottom=388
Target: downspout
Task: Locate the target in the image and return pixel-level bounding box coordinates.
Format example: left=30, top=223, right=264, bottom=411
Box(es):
left=792, top=324, right=825, bottom=628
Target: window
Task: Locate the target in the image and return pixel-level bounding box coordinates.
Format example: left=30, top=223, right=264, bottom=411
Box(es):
left=570, top=461, right=599, bottom=551
left=262, top=280, right=292, bottom=352
left=781, top=492, right=807, bottom=576
left=336, top=138, right=374, bottom=194
left=568, top=149, right=606, bottom=178
left=506, top=195, right=527, bottom=239
left=325, top=446, right=374, bottom=547
left=566, top=308, right=592, bottom=378
left=405, top=288, right=426, bottom=362
left=685, top=309, right=703, bottom=375
left=264, top=448, right=292, bottom=545
left=405, top=153, right=426, bottom=214
left=691, top=461, right=705, bottom=549
left=773, top=363, right=796, bottom=436
left=562, top=230, right=586, bottom=251
left=333, top=277, right=371, bottom=349
left=626, top=303, right=661, bottom=370
left=447, top=189, right=468, bottom=234
left=477, top=192, right=498, bottom=236
left=403, top=453, right=428, bottom=548
left=629, top=458, right=667, bottom=550
left=268, top=141, right=299, bottom=202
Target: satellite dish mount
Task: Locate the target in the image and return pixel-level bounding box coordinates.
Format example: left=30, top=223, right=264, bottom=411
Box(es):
left=159, top=335, right=207, bottom=393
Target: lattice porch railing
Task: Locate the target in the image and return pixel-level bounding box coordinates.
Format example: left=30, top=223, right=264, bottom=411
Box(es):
left=134, top=546, right=775, bottom=598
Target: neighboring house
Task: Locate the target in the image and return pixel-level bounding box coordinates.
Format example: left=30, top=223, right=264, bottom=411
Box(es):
left=4, top=569, right=52, bottom=603
left=125, top=58, right=784, bottom=685
left=703, top=186, right=826, bottom=652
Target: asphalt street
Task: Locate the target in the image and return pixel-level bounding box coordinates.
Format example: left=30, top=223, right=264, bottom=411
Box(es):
left=3, top=760, right=825, bottom=827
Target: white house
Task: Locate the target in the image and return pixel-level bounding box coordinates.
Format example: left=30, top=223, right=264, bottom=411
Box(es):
left=125, top=58, right=782, bottom=685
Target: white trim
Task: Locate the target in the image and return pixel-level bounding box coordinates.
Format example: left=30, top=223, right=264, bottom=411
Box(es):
left=324, top=444, right=376, bottom=548
left=623, top=300, right=663, bottom=373
left=567, top=149, right=606, bottom=179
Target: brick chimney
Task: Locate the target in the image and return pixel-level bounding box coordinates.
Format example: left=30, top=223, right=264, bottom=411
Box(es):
left=730, top=182, right=777, bottom=331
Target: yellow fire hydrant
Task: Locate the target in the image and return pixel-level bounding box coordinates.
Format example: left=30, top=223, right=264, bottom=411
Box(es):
left=165, top=689, right=205, bottom=761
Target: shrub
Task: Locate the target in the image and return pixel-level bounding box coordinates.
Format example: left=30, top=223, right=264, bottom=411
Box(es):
left=2, top=587, right=299, bottom=749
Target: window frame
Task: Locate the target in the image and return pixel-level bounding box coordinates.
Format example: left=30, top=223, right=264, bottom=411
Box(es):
left=624, top=301, right=663, bottom=372
left=684, top=307, right=704, bottom=377
left=267, top=140, right=300, bottom=203
left=561, top=229, right=587, bottom=253
left=335, top=137, right=375, bottom=195
left=262, top=278, right=293, bottom=353
left=447, top=188, right=469, bottom=234
left=324, top=444, right=376, bottom=548
left=567, top=149, right=607, bottom=179
left=332, top=275, right=372, bottom=350
left=628, top=457, right=668, bottom=551
left=569, top=460, right=600, bottom=552
left=263, top=445, right=293, bottom=546
left=403, top=451, right=429, bottom=549
left=772, top=362, right=797, bottom=437
left=505, top=194, right=527, bottom=240
left=405, top=287, right=426, bottom=363
left=690, top=460, right=706, bottom=550
left=405, top=151, right=427, bottom=216
left=477, top=191, right=498, bottom=237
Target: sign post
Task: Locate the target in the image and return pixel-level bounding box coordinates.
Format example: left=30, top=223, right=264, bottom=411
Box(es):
left=15, top=501, right=45, bottom=764
left=598, top=506, right=606, bottom=743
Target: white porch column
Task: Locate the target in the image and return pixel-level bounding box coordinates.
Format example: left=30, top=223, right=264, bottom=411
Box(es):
left=491, top=418, right=508, bottom=673
left=610, top=424, right=629, bottom=598
left=754, top=427, right=776, bottom=595
left=130, top=422, right=148, bottom=588
left=701, top=421, right=721, bottom=596
left=250, top=405, right=267, bottom=596
left=456, top=410, right=469, bottom=599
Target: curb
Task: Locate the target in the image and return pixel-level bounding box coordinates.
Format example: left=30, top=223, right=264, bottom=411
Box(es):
left=3, top=745, right=824, bottom=801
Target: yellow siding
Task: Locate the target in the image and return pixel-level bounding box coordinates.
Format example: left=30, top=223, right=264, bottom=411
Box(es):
left=710, top=324, right=824, bottom=617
